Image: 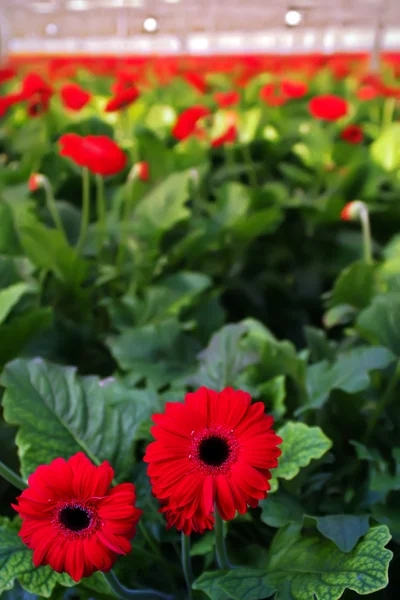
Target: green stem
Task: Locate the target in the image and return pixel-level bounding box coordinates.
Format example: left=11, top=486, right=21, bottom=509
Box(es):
left=116, top=174, right=135, bottom=270
left=42, top=176, right=65, bottom=237
left=214, top=506, right=231, bottom=570
left=0, top=460, right=27, bottom=491
left=359, top=204, right=372, bottom=264
left=102, top=571, right=173, bottom=600
left=181, top=533, right=193, bottom=600
left=76, top=167, right=90, bottom=254
left=363, top=360, right=400, bottom=444
left=241, top=144, right=258, bottom=188
left=96, top=173, right=107, bottom=253
left=382, top=96, right=396, bottom=131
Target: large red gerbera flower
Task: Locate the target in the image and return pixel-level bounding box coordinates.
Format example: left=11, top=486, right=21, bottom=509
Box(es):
left=308, top=95, right=348, bottom=121
left=145, top=387, right=282, bottom=521
left=160, top=502, right=214, bottom=536
left=12, top=453, right=142, bottom=582
left=60, top=83, right=91, bottom=111
left=59, top=133, right=127, bottom=176
left=172, top=105, right=211, bottom=140
left=340, top=124, right=364, bottom=144
left=105, top=87, right=140, bottom=112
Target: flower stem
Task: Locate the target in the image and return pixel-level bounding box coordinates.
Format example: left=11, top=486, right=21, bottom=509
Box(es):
left=95, top=173, right=106, bottom=253
left=181, top=533, right=193, bottom=600
left=76, top=167, right=90, bottom=254
left=0, top=460, right=27, bottom=491
left=41, top=176, right=65, bottom=237
left=102, top=571, right=173, bottom=600
left=359, top=204, right=372, bottom=264
left=382, top=96, right=396, bottom=131
left=241, top=144, right=258, bottom=189
left=116, top=171, right=136, bottom=270
left=363, top=360, right=400, bottom=444
left=214, top=506, right=231, bottom=570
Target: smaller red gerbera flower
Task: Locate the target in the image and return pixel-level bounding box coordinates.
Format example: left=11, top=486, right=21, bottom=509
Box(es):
left=59, top=134, right=127, bottom=176
left=259, top=84, right=288, bottom=107
left=20, top=73, right=53, bottom=100
left=105, top=87, right=140, bottom=112
left=357, top=85, right=379, bottom=101
left=211, top=124, right=237, bottom=148
left=172, top=105, right=211, bottom=141
left=280, top=79, right=308, bottom=99
left=133, top=161, right=150, bottom=182
left=309, top=95, right=349, bottom=121
left=340, top=200, right=364, bottom=221
left=340, top=124, right=364, bottom=144
left=214, top=91, right=240, bottom=108
left=60, top=83, right=91, bottom=111
left=160, top=503, right=214, bottom=536
left=12, top=452, right=142, bottom=582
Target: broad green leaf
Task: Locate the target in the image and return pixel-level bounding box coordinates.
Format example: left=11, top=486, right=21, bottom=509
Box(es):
left=0, top=257, right=34, bottom=290
left=301, top=346, right=395, bottom=413
left=328, top=261, right=376, bottom=310
left=270, top=422, right=332, bottom=493
left=357, top=293, right=400, bottom=355
left=214, top=182, right=250, bottom=229
left=260, top=489, right=304, bottom=528
left=0, top=203, right=21, bottom=255
left=304, top=326, right=335, bottom=362
left=190, top=532, right=215, bottom=557
left=258, top=375, right=286, bottom=420
left=1, top=359, right=152, bottom=479
left=370, top=123, right=400, bottom=171
left=19, top=223, right=87, bottom=287
left=310, top=515, right=370, bottom=553
left=193, top=568, right=276, bottom=600
left=0, top=309, right=52, bottom=367
left=107, top=318, right=200, bottom=388
left=189, top=322, right=258, bottom=390
left=232, top=207, right=283, bottom=243
left=266, top=525, right=392, bottom=600
left=0, top=283, right=32, bottom=325
left=0, top=519, right=74, bottom=597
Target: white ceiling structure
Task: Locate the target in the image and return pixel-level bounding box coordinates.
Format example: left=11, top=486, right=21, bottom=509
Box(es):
left=1, top=0, right=400, bottom=55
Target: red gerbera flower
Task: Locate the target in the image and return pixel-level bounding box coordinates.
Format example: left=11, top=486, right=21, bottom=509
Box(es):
left=59, top=133, right=127, bottom=176
left=259, top=84, right=288, bottom=107
left=0, top=67, right=16, bottom=85
left=340, top=200, right=364, bottom=221
left=340, top=124, right=364, bottom=144
left=211, top=124, right=237, bottom=148
left=105, top=87, right=140, bottom=113
left=144, top=387, right=282, bottom=521
left=134, top=161, right=150, bottom=182
left=172, top=105, right=211, bottom=141
left=309, top=95, right=349, bottom=121
left=12, top=452, right=142, bottom=582
left=20, top=73, right=53, bottom=118
left=60, top=83, right=91, bottom=111
left=357, top=85, right=379, bottom=101
left=160, top=503, right=214, bottom=536
left=280, top=79, right=308, bottom=99
left=28, top=173, right=44, bottom=192
left=183, top=72, right=207, bottom=94
left=214, top=91, right=240, bottom=108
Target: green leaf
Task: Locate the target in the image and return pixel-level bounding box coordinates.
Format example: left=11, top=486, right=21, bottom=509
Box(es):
left=266, top=525, right=392, bottom=600
left=370, top=123, right=400, bottom=171
left=258, top=375, right=286, bottom=420
left=304, top=326, right=335, bottom=362
left=357, top=293, right=400, bottom=355
left=1, top=359, right=150, bottom=479
left=193, top=568, right=276, bottom=600
left=107, top=318, right=200, bottom=388
left=0, top=283, right=32, bottom=325
left=0, top=519, right=74, bottom=597
left=0, top=309, right=52, bottom=368
left=19, top=223, right=87, bottom=287
left=0, top=203, right=21, bottom=255
left=302, top=346, right=395, bottom=413
left=214, top=182, right=250, bottom=228
left=270, top=422, right=332, bottom=493
left=328, top=261, right=376, bottom=310
left=310, top=515, right=370, bottom=553
left=190, top=322, right=258, bottom=389
left=232, top=207, right=283, bottom=243
left=260, top=489, right=304, bottom=528
left=190, top=532, right=215, bottom=557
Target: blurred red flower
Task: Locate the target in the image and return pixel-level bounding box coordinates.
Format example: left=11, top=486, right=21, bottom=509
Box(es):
left=59, top=133, right=127, bottom=176
left=105, top=87, right=140, bottom=112
left=60, top=83, right=91, bottom=111
left=20, top=73, right=53, bottom=117
left=309, top=95, right=348, bottom=120
left=211, top=124, right=237, bottom=148
left=0, top=93, right=22, bottom=117
left=260, top=84, right=288, bottom=107
left=172, top=105, right=211, bottom=140
left=214, top=91, right=240, bottom=108
left=183, top=72, right=208, bottom=94
left=280, top=79, right=308, bottom=98
left=357, top=85, right=379, bottom=101
left=340, top=124, right=364, bottom=144
left=0, top=67, right=16, bottom=85
left=135, top=161, right=150, bottom=182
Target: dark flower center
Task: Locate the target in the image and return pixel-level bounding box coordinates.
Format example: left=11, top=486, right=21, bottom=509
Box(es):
left=199, top=436, right=230, bottom=467
left=60, top=506, right=91, bottom=531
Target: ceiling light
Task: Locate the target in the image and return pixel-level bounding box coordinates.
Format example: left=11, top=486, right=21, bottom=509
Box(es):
left=143, top=17, right=158, bottom=33
left=66, top=0, right=89, bottom=11
left=163, top=0, right=182, bottom=3
left=285, top=9, right=302, bottom=27
left=45, top=23, right=58, bottom=35
left=32, top=1, right=57, bottom=13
